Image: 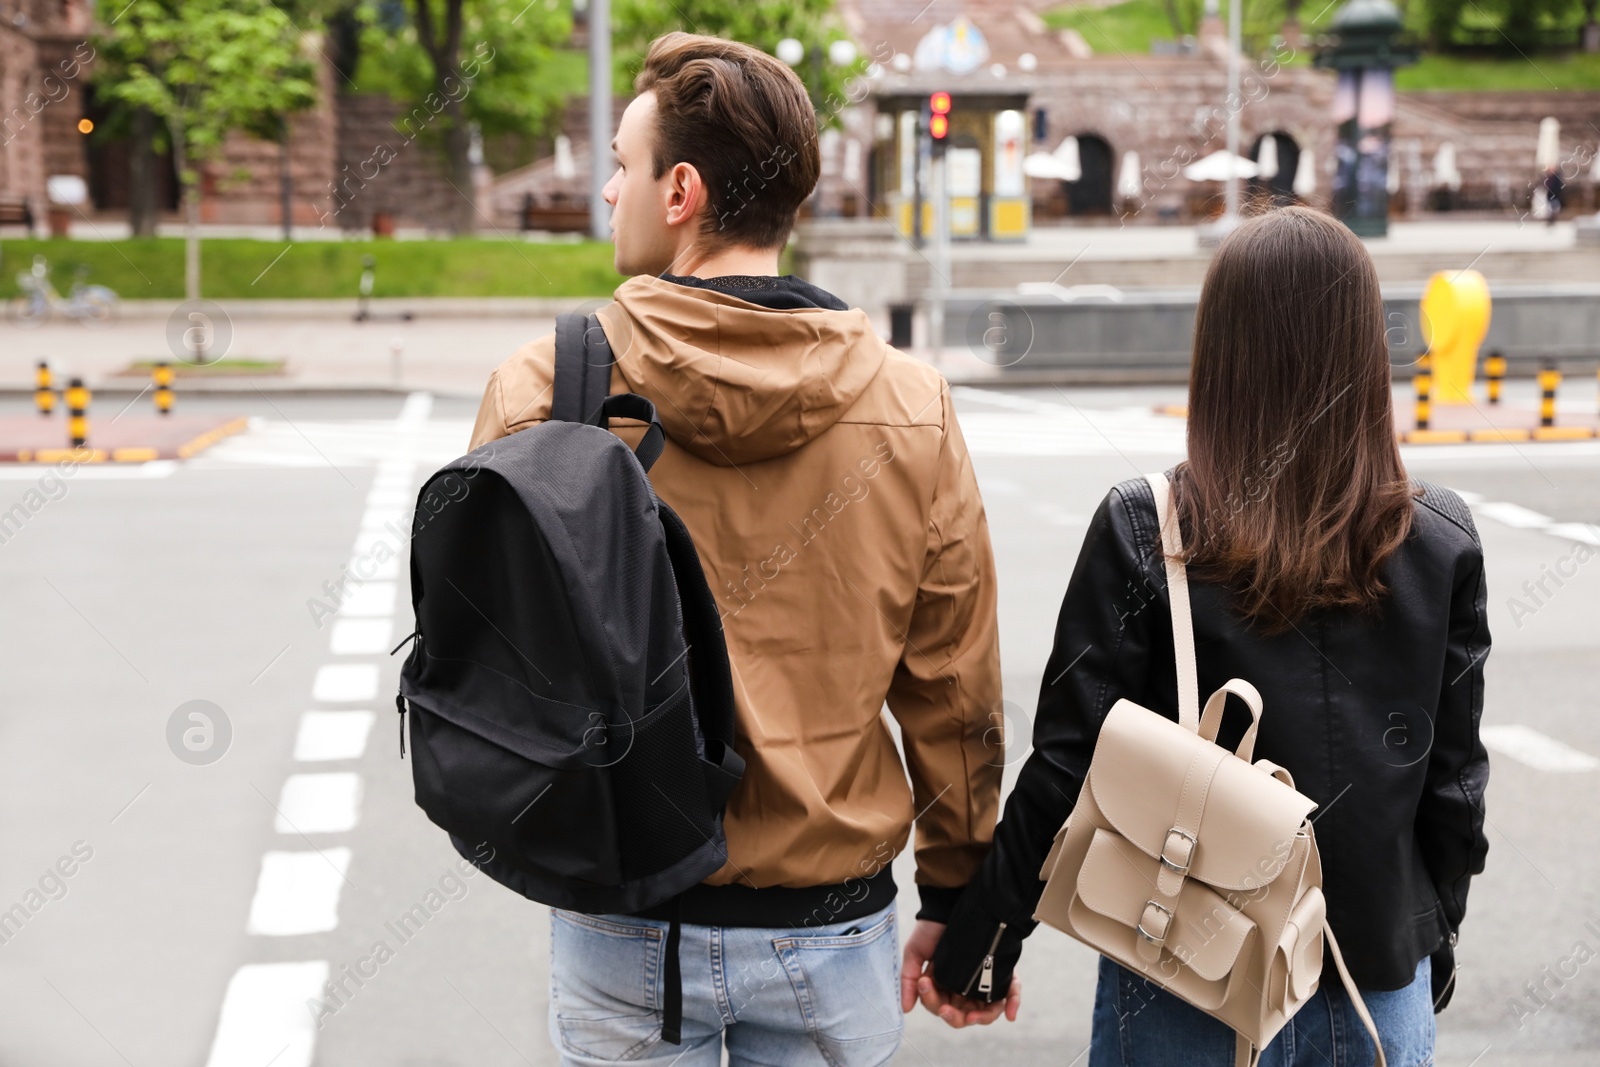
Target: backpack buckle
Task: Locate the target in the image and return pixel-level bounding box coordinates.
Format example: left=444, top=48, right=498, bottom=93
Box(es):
left=1136, top=900, right=1173, bottom=944
left=1161, top=827, right=1197, bottom=875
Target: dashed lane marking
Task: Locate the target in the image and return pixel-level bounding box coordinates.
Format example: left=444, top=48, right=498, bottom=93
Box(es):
left=203, top=961, right=330, bottom=1067
left=329, top=617, right=394, bottom=655
left=245, top=849, right=353, bottom=936
left=311, top=663, right=379, bottom=702
left=274, top=773, right=363, bottom=834
left=292, top=711, right=376, bottom=762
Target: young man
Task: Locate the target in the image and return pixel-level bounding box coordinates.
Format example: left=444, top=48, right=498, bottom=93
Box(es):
left=470, top=32, right=1009, bottom=1066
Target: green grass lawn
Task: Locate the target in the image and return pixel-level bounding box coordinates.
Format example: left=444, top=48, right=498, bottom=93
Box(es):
left=1397, top=51, right=1600, bottom=91
left=0, top=237, right=624, bottom=301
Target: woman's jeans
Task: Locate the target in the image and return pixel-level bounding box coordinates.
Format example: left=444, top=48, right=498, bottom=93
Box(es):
left=547, top=904, right=902, bottom=1067
left=1089, top=955, right=1434, bottom=1067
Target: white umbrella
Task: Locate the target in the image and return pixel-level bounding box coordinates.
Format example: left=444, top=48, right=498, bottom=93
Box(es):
left=1536, top=116, right=1561, bottom=170
left=1256, top=136, right=1279, bottom=180
left=1293, top=148, right=1317, bottom=197
left=1182, top=150, right=1260, bottom=182
left=1590, top=149, right=1600, bottom=182
left=1433, top=143, right=1461, bottom=191
left=1387, top=149, right=1401, bottom=194
left=1022, top=136, right=1081, bottom=182
left=1117, top=150, right=1143, bottom=200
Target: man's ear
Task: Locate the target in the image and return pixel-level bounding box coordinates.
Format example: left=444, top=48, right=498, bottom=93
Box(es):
left=663, top=161, right=708, bottom=229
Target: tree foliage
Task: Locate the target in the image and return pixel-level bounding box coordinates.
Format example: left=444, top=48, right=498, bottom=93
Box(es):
left=354, top=0, right=574, bottom=145
left=97, top=0, right=320, bottom=177
left=614, top=0, right=862, bottom=124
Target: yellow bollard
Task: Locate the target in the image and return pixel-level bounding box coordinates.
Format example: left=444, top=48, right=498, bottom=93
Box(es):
left=35, top=361, right=55, bottom=416
left=1419, top=270, right=1491, bottom=405
left=1484, top=352, right=1506, bottom=405
left=1538, top=363, right=1559, bottom=428
left=65, top=378, right=89, bottom=449
left=153, top=361, right=174, bottom=415
left=1414, top=363, right=1433, bottom=431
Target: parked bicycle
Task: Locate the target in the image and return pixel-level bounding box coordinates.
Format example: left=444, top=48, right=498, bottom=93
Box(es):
left=7, top=255, right=119, bottom=326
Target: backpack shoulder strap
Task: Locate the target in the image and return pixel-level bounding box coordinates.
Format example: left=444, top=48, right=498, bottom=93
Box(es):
left=656, top=499, right=744, bottom=805
left=1146, top=471, right=1199, bottom=731
left=552, top=312, right=614, bottom=423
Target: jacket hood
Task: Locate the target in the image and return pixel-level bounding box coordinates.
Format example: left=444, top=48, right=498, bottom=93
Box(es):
left=599, top=275, right=888, bottom=466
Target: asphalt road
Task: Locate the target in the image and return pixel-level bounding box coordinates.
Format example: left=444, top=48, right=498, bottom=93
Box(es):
left=0, top=386, right=1596, bottom=1067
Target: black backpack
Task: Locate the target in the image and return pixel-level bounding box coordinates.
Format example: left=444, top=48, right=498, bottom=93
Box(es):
left=396, top=312, right=745, bottom=923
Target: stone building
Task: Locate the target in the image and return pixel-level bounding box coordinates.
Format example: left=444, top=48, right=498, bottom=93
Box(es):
left=4, top=0, right=1597, bottom=234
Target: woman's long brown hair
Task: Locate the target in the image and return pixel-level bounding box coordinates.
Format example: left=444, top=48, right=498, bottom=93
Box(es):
left=1177, top=206, right=1416, bottom=633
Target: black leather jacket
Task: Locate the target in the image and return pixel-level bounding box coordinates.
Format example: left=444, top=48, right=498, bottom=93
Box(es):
left=931, top=473, right=1490, bottom=1008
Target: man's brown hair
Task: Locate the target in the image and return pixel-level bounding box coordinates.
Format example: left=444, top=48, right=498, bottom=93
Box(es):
left=1176, top=205, right=1416, bottom=633
left=634, top=32, right=821, bottom=249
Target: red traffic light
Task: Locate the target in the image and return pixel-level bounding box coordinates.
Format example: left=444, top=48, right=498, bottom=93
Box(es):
left=930, top=114, right=949, bottom=139
left=930, top=91, right=951, bottom=115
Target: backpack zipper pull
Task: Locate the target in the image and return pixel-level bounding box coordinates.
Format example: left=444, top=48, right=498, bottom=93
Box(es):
left=390, top=630, right=419, bottom=656
left=969, top=921, right=1008, bottom=997
left=396, top=693, right=407, bottom=758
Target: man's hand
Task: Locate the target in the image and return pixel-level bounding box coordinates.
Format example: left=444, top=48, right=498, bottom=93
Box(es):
left=900, top=918, right=1022, bottom=1027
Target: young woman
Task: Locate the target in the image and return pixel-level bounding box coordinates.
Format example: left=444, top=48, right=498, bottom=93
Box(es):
left=917, top=206, right=1490, bottom=1066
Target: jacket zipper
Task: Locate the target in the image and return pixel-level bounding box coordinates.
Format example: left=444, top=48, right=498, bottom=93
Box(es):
left=963, top=921, right=1008, bottom=998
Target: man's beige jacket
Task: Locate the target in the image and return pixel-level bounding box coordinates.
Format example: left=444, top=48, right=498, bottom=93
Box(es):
left=469, top=274, right=1002, bottom=899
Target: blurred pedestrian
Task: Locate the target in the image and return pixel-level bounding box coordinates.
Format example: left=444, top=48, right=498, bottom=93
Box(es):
left=915, top=206, right=1490, bottom=1067
left=1544, top=165, right=1564, bottom=226
left=470, top=31, right=1005, bottom=1067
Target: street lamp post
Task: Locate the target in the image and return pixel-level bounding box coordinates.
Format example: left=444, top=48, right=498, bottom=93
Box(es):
left=1315, top=0, right=1417, bottom=237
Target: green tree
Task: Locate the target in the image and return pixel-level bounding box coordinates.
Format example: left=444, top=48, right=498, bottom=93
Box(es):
left=614, top=0, right=860, bottom=125
left=356, top=0, right=574, bottom=233
left=98, top=0, right=319, bottom=299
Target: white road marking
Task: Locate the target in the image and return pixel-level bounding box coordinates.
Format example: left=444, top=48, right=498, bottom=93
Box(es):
left=246, top=849, right=353, bottom=935
left=330, top=617, right=393, bottom=654
left=293, top=711, right=376, bottom=762
left=275, top=773, right=363, bottom=833
left=203, top=961, right=329, bottom=1067
left=364, top=488, right=413, bottom=508
left=0, top=460, right=178, bottom=480
left=311, top=663, right=378, bottom=702
left=337, top=581, right=397, bottom=618
left=360, top=507, right=408, bottom=530
left=1474, top=501, right=1554, bottom=529
left=193, top=419, right=470, bottom=469
left=397, top=391, right=434, bottom=424
left=1543, top=522, right=1600, bottom=546
left=1481, top=724, right=1599, bottom=773
left=347, top=549, right=401, bottom=580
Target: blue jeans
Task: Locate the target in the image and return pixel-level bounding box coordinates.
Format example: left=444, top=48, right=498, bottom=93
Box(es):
left=1089, top=955, right=1435, bottom=1067
left=548, top=904, right=903, bottom=1067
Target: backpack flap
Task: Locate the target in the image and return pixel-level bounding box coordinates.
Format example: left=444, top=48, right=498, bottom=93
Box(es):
left=1086, top=699, right=1317, bottom=893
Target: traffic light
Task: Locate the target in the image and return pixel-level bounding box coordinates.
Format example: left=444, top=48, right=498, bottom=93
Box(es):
left=929, top=91, right=951, bottom=141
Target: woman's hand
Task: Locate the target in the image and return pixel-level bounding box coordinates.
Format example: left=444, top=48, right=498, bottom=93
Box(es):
left=900, top=918, right=1022, bottom=1026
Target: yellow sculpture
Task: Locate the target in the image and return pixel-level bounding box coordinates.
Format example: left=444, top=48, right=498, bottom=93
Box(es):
left=1419, top=270, right=1491, bottom=405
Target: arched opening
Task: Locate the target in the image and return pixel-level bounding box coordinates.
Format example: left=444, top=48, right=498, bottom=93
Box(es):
left=1066, top=133, right=1114, bottom=216
left=1248, top=131, right=1300, bottom=206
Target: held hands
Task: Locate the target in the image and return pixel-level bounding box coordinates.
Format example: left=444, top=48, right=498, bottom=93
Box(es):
left=900, top=919, right=1022, bottom=1028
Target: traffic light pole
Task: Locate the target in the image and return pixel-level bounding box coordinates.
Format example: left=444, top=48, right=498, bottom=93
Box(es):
left=929, top=145, right=949, bottom=368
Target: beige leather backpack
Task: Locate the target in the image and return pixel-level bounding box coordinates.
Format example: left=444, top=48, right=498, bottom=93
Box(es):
left=1034, top=473, right=1386, bottom=1067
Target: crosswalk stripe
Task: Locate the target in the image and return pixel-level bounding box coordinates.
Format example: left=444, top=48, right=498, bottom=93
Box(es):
left=274, top=774, right=364, bottom=834
left=204, top=962, right=329, bottom=1067
left=1481, top=724, right=1599, bottom=773
left=245, top=850, right=353, bottom=935
left=311, top=663, right=379, bottom=702
left=293, top=711, right=376, bottom=762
